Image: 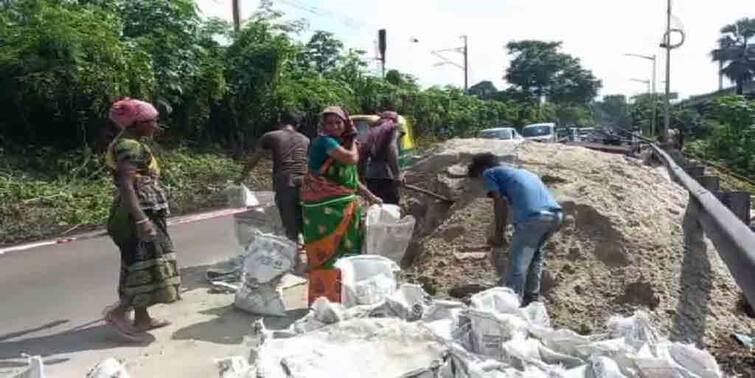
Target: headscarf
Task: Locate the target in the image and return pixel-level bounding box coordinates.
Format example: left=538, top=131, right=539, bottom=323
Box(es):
left=321, top=106, right=356, bottom=141
left=108, top=98, right=159, bottom=129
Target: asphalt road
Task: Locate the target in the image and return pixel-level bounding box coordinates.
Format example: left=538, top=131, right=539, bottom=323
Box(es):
left=0, top=215, right=238, bottom=350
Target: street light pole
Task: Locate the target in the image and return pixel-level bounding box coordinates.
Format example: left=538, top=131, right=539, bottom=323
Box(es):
left=663, top=0, right=671, bottom=142
left=630, top=78, right=651, bottom=93
left=625, top=53, right=658, bottom=137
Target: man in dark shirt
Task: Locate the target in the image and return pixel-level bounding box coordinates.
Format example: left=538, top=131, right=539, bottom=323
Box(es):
left=239, top=111, right=310, bottom=242
left=362, top=111, right=404, bottom=205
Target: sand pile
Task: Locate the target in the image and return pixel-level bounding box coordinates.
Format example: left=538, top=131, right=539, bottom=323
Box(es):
left=402, top=139, right=754, bottom=373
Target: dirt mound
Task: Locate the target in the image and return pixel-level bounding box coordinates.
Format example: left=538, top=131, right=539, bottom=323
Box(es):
left=402, top=139, right=754, bottom=368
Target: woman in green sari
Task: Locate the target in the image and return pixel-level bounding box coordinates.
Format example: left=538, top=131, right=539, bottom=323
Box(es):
left=103, top=98, right=181, bottom=341
left=301, top=106, right=381, bottom=303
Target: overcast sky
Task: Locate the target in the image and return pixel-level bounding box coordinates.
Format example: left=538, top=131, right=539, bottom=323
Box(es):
left=197, top=0, right=753, bottom=100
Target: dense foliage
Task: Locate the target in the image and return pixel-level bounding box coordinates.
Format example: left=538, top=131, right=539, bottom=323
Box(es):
left=0, top=0, right=584, bottom=150
left=686, top=96, right=755, bottom=176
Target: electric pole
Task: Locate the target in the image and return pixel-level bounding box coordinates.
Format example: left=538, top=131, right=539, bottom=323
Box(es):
left=232, top=0, right=240, bottom=32
left=431, top=35, right=469, bottom=91
left=462, top=35, right=468, bottom=91
left=658, top=0, right=684, bottom=143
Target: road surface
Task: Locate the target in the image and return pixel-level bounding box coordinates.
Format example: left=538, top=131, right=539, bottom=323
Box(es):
left=0, top=215, right=247, bottom=375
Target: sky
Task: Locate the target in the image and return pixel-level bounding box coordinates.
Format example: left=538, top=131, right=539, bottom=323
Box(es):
left=196, top=0, right=754, bottom=100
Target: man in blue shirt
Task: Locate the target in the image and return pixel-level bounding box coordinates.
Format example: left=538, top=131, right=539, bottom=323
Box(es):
left=468, top=153, right=563, bottom=306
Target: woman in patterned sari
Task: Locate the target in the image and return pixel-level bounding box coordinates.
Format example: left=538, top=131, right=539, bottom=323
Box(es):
left=103, top=98, right=181, bottom=341
left=301, top=106, right=381, bottom=303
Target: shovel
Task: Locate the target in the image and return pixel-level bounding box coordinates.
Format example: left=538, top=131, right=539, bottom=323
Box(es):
left=402, top=183, right=454, bottom=203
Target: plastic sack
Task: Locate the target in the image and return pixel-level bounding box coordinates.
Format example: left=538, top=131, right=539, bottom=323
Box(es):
left=385, top=283, right=433, bottom=321
left=465, top=309, right=529, bottom=360
left=470, top=287, right=521, bottom=314
left=226, top=184, right=260, bottom=208
left=233, top=206, right=284, bottom=254
left=667, top=343, right=722, bottom=378
left=257, top=318, right=447, bottom=378
left=518, top=302, right=551, bottom=328
left=14, top=355, right=45, bottom=378
left=234, top=278, right=286, bottom=317
left=421, top=300, right=464, bottom=341
left=334, top=255, right=400, bottom=307
left=215, top=356, right=255, bottom=378
left=590, top=356, right=627, bottom=378
left=606, top=311, right=659, bottom=350
left=86, top=358, right=130, bottom=378
left=363, top=204, right=416, bottom=264
left=241, top=232, right=296, bottom=285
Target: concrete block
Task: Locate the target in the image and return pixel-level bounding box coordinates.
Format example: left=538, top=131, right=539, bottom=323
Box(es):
left=694, top=175, right=720, bottom=191
left=716, top=191, right=751, bottom=225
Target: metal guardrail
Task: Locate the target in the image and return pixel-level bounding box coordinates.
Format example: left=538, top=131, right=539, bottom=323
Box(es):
left=649, top=143, right=755, bottom=308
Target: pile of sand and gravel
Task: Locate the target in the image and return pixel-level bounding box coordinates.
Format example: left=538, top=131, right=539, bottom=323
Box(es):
left=401, top=139, right=754, bottom=374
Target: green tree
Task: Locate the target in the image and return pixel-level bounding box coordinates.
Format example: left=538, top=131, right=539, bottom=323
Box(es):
left=303, top=30, right=344, bottom=74
left=468, top=80, right=498, bottom=100
left=593, top=95, right=631, bottom=129
left=711, top=18, right=755, bottom=95
left=505, top=40, right=600, bottom=105
left=0, top=0, right=153, bottom=146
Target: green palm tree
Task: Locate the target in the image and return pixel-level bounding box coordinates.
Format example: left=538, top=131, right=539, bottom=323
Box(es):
left=711, top=18, right=755, bottom=95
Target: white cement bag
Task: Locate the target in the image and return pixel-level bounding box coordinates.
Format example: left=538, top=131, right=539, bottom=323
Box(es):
left=234, top=280, right=287, bottom=317
left=470, top=287, right=521, bottom=314
left=386, top=283, right=433, bottom=321
left=257, top=318, right=447, bottom=378
left=335, top=255, right=400, bottom=307
left=364, top=204, right=416, bottom=264
left=466, top=309, right=529, bottom=360
left=535, top=328, right=594, bottom=359
left=86, top=358, right=130, bottom=378
left=590, top=356, right=627, bottom=378
left=215, top=356, right=255, bottom=378
left=233, top=206, right=284, bottom=254
left=667, top=343, right=721, bottom=378
left=422, top=300, right=465, bottom=341
left=241, top=232, right=296, bottom=285
left=226, top=184, right=260, bottom=208
left=14, top=355, right=45, bottom=378
left=518, top=302, right=551, bottom=328
left=606, top=311, right=659, bottom=350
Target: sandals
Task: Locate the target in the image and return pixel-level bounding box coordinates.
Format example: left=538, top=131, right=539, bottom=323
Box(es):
left=104, top=311, right=147, bottom=342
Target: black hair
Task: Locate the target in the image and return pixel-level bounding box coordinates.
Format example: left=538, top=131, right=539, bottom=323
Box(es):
left=280, top=110, right=305, bottom=129
left=468, top=152, right=499, bottom=178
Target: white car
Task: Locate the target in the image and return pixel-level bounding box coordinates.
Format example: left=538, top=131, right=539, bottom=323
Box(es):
left=522, top=123, right=557, bottom=143
left=478, top=127, right=523, bottom=142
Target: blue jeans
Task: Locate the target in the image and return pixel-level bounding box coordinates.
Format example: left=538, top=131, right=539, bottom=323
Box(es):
left=500, top=212, right=563, bottom=303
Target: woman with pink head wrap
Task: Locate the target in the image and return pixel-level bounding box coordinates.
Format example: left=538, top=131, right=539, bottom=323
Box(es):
left=103, top=98, right=180, bottom=341
left=108, top=98, right=159, bottom=129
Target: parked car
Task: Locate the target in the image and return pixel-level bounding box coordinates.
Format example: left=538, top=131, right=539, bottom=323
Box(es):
left=478, top=127, right=523, bottom=141
left=521, top=123, right=557, bottom=143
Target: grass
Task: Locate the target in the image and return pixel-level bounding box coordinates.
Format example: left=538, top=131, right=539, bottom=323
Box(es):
left=0, top=146, right=271, bottom=246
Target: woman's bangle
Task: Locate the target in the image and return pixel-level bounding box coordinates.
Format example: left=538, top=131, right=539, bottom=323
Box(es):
left=135, top=218, right=150, bottom=225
